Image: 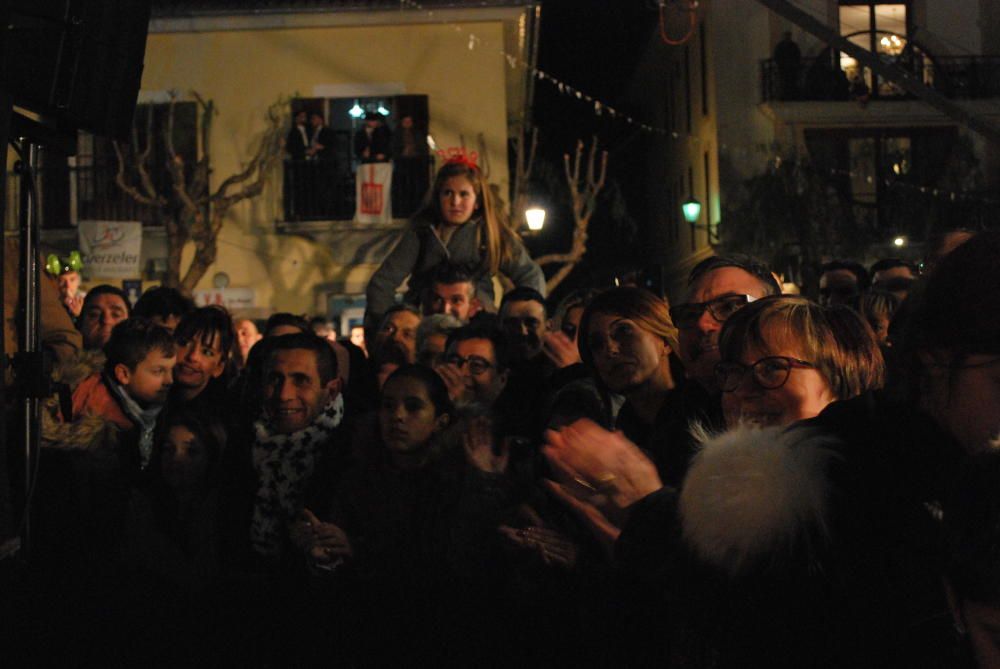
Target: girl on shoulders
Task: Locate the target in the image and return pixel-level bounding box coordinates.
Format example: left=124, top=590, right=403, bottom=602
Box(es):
left=365, top=153, right=545, bottom=330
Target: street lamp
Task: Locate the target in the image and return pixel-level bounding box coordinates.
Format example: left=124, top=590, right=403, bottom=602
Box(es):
left=525, top=206, right=546, bottom=232
left=682, top=196, right=702, bottom=224
left=682, top=196, right=719, bottom=248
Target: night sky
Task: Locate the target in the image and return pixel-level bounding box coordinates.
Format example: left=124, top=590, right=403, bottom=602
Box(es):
left=527, top=0, right=661, bottom=293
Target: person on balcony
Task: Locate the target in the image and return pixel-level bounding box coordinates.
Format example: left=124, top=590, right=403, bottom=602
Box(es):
left=354, top=111, right=391, bottom=164
left=773, top=31, right=801, bottom=100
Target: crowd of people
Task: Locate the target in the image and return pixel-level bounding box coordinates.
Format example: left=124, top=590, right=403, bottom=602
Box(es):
left=4, top=152, right=999, bottom=667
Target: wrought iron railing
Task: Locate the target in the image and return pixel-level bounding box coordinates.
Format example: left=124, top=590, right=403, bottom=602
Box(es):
left=5, top=157, right=435, bottom=231
left=761, top=54, right=1000, bottom=103
left=283, top=156, right=432, bottom=222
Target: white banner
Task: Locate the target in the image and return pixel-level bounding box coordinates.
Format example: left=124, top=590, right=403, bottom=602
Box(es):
left=193, top=288, right=255, bottom=310
left=354, top=162, right=393, bottom=224
left=78, top=220, right=143, bottom=279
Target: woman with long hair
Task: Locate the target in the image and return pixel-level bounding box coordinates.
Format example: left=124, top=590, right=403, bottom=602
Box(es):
left=365, top=157, right=545, bottom=331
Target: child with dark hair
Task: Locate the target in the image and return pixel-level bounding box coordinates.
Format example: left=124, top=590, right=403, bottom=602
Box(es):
left=124, top=407, right=226, bottom=591
left=857, top=289, right=900, bottom=346
left=72, top=317, right=177, bottom=470
left=171, top=305, right=235, bottom=408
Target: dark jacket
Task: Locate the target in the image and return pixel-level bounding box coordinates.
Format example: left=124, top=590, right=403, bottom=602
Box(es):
left=614, top=391, right=963, bottom=667
left=365, top=214, right=545, bottom=327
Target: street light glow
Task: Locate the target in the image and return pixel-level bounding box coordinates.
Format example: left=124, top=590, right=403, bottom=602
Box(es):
left=525, top=207, right=546, bottom=231
left=682, top=197, right=702, bottom=223
left=893, top=236, right=906, bottom=247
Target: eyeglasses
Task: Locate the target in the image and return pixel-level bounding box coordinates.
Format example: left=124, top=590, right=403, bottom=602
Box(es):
left=715, top=356, right=816, bottom=392
left=445, top=354, right=494, bottom=375
left=670, top=294, right=756, bottom=329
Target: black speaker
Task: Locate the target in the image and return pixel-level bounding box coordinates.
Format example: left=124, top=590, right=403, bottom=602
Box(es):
left=6, top=0, right=152, bottom=140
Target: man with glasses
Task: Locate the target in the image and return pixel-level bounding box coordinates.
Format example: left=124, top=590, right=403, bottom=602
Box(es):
left=671, top=255, right=781, bottom=395
left=437, top=323, right=510, bottom=409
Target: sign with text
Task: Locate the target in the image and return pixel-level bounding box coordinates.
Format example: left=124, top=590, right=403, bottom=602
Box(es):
left=354, top=162, right=393, bottom=224
left=78, top=220, right=142, bottom=278
left=193, top=288, right=255, bottom=310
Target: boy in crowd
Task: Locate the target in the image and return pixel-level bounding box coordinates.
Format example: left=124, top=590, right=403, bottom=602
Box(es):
left=71, top=318, right=176, bottom=470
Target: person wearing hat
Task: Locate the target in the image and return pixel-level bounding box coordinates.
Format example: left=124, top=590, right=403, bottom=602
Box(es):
left=354, top=110, right=392, bottom=163
left=45, top=251, right=87, bottom=320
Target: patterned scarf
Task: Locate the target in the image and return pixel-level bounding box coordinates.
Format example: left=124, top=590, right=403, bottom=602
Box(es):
left=106, top=373, right=163, bottom=470
left=250, top=394, right=345, bottom=558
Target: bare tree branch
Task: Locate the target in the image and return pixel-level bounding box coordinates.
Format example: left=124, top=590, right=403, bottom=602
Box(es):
left=136, top=104, right=160, bottom=202
left=543, top=137, right=608, bottom=293
left=113, top=140, right=161, bottom=207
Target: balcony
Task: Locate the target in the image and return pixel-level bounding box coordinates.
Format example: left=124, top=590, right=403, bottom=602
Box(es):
left=761, top=53, right=1000, bottom=104
left=282, top=156, right=432, bottom=223
left=5, top=156, right=434, bottom=233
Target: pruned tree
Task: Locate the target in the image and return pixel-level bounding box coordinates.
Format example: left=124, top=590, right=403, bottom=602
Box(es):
left=535, top=137, right=608, bottom=293
left=114, top=92, right=285, bottom=294
left=510, top=124, right=539, bottom=225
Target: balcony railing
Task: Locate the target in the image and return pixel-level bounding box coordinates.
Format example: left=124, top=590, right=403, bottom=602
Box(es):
left=283, top=156, right=432, bottom=223
left=4, top=161, right=158, bottom=232
left=5, top=157, right=435, bottom=231
left=761, top=54, right=1000, bottom=103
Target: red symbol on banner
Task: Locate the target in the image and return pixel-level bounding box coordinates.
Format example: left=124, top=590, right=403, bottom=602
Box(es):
left=361, top=165, right=384, bottom=215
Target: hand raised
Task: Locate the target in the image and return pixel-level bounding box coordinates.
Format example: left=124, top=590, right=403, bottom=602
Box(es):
left=542, top=330, right=581, bottom=369
left=543, top=419, right=663, bottom=515
left=462, top=416, right=508, bottom=475
left=433, top=362, right=467, bottom=403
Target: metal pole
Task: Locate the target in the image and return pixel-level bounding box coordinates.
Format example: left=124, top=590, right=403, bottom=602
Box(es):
left=16, top=139, right=41, bottom=561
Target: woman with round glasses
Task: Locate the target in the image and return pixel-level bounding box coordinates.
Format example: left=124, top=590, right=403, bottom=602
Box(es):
left=714, top=295, right=885, bottom=428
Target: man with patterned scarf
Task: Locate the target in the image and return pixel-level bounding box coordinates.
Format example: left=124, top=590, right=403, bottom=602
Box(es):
left=247, top=333, right=347, bottom=563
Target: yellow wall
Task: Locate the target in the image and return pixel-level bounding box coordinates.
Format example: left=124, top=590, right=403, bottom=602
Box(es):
left=140, top=20, right=512, bottom=315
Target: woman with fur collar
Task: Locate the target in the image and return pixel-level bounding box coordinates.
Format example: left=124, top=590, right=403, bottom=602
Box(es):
left=541, top=231, right=1000, bottom=667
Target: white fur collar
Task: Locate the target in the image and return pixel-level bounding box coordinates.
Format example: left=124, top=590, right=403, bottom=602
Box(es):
left=678, top=422, right=841, bottom=577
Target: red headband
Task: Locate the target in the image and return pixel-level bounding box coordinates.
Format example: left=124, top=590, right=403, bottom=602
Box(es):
left=436, top=147, right=479, bottom=171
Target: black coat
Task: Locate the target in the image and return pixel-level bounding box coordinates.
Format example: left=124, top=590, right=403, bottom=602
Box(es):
left=614, top=391, right=964, bottom=667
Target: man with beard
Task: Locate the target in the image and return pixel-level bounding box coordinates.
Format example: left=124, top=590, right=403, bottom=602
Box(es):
left=496, top=288, right=585, bottom=441
left=77, top=285, right=132, bottom=351
left=419, top=263, right=481, bottom=323
left=371, top=304, right=420, bottom=387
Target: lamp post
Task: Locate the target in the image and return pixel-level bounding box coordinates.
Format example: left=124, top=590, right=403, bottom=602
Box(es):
left=524, top=206, right=546, bottom=234
left=682, top=196, right=719, bottom=248
left=682, top=196, right=702, bottom=224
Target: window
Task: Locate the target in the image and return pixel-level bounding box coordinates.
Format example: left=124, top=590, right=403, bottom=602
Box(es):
left=805, top=126, right=956, bottom=234
left=699, top=22, right=709, bottom=116
left=684, top=46, right=692, bottom=134
left=27, top=101, right=198, bottom=229
left=837, top=2, right=926, bottom=97
left=284, top=94, right=430, bottom=222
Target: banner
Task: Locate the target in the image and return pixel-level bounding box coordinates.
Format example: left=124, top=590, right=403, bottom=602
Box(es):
left=78, top=220, right=142, bottom=279
left=193, top=288, right=255, bottom=311
left=354, top=162, right=393, bottom=224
